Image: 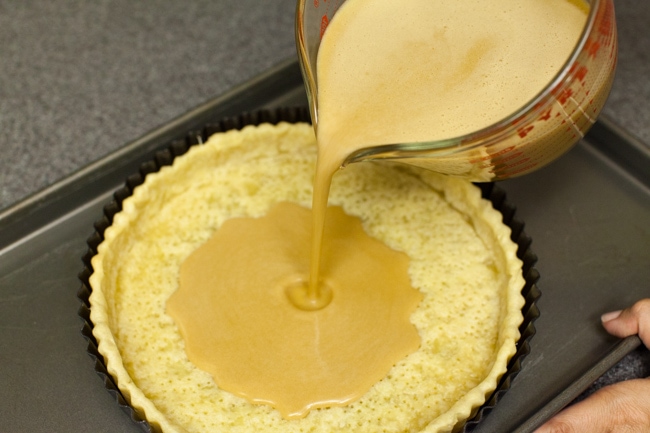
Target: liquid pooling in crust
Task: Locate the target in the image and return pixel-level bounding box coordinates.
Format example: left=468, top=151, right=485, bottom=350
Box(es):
left=77, top=107, right=541, bottom=433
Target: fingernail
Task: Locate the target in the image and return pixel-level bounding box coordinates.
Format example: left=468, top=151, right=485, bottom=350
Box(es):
left=601, top=309, right=622, bottom=322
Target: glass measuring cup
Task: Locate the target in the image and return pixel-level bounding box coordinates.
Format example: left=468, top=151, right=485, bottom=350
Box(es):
left=295, top=0, right=618, bottom=181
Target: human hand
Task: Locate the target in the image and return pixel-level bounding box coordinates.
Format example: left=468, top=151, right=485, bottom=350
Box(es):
left=533, top=378, right=650, bottom=433
left=534, top=299, right=650, bottom=433
left=601, top=299, right=650, bottom=348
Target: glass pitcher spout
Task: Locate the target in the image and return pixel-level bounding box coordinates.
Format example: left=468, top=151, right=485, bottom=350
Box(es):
left=296, top=0, right=617, bottom=182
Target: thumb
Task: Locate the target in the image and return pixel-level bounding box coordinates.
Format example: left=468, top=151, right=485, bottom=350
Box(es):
left=601, top=299, right=650, bottom=348
left=533, top=395, right=611, bottom=433
left=534, top=378, right=650, bottom=433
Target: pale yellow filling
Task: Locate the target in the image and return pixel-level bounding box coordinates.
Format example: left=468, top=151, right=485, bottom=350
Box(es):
left=316, top=0, right=588, bottom=161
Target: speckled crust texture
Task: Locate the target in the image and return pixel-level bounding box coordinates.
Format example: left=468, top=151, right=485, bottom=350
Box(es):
left=89, top=122, right=525, bottom=433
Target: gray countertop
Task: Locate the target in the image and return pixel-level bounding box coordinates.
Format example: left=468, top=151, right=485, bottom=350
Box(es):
left=1, top=0, right=649, bottom=210
left=0, top=0, right=297, bottom=210
left=0, top=0, right=648, bottom=431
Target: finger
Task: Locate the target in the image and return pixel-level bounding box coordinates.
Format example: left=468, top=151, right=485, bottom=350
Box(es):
left=535, top=398, right=610, bottom=433
left=534, top=379, right=650, bottom=433
left=602, top=299, right=650, bottom=348
left=533, top=395, right=612, bottom=433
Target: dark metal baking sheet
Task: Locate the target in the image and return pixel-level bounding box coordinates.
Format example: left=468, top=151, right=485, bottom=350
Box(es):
left=1, top=58, right=648, bottom=433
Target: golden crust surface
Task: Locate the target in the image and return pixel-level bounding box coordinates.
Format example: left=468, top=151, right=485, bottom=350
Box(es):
left=89, top=122, right=525, bottom=433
